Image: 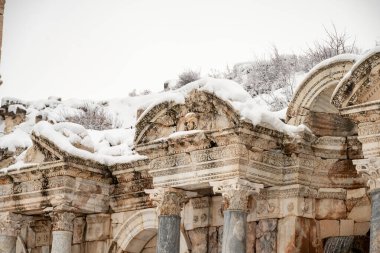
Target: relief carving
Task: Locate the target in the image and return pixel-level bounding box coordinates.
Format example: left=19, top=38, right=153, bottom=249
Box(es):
left=50, top=212, right=76, bottom=232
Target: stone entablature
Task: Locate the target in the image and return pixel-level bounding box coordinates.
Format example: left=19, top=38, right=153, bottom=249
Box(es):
left=1, top=49, right=380, bottom=252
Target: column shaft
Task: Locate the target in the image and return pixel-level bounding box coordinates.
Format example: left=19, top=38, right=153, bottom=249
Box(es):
left=370, top=189, right=380, bottom=253
left=222, top=210, right=247, bottom=253
left=0, top=235, right=17, bottom=253
left=51, top=231, right=73, bottom=253
left=157, top=215, right=181, bottom=253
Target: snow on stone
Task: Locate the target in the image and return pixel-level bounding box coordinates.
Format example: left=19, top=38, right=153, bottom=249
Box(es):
left=293, top=54, right=359, bottom=97
left=0, top=129, right=32, bottom=152
left=33, top=121, right=145, bottom=165
left=332, top=46, right=380, bottom=100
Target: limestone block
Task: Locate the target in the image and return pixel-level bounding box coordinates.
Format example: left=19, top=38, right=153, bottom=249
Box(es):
left=210, top=196, right=224, bottom=227
left=319, top=220, right=339, bottom=239
left=256, top=219, right=277, bottom=253
left=246, top=222, right=256, bottom=253
left=354, top=222, right=370, bottom=236
left=85, top=240, right=108, bottom=253
left=73, top=217, right=86, bottom=244
left=71, top=244, right=85, bottom=253
left=184, top=197, right=210, bottom=230
left=188, top=227, right=208, bottom=253
left=208, top=227, right=218, bottom=253
left=315, top=199, right=346, bottom=220
left=347, top=188, right=366, bottom=200
left=339, top=219, right=354, bottom=236
left=277, top=217, right=320, bottom=253
left=347, top=196, right=371, bottom=222
left=217, top=226, right=223, bottom=253
left=85, top=214, right=111, bottom=242
left=280, top=197, right=315, bottom=219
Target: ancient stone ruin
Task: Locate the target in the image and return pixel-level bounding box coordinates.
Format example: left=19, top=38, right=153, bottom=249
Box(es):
left=0, top=48, right=380, bottom=253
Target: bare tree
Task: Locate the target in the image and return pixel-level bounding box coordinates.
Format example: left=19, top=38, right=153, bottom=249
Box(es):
left=175, top=69, right=201, bottom=88
left=64, top=103, right=122, bottom=130
left=305, top=24, right=359, bottom=69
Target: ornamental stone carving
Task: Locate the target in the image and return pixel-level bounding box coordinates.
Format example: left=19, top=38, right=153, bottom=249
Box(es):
left=354, top=157, right=380, bottom=190
left=50, top=212, right=76, bottom=232
left=0, top=212, right=22, bottom=236
left=210, top=178, right=263, bottom=211
left=145, top=187, right=197, bottom=216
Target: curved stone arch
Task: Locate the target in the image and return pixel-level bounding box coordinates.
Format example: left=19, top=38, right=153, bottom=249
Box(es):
left=134, top=90, right=241, bottom=145
left=286, top=58, right=355, bottom=125
left=332, top=51, right=380, bottom=109
left=109, top=208, right=190, bottom=253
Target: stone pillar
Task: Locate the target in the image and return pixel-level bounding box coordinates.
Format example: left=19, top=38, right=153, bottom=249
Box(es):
left=50, top=212, right=76, bottom=253
left=145, top=188, right=196, bottom=253
left=0, top=212, right=21, bottom=253
left=211, top=178, right=263, bottom=253
left=355, top=157, right=380, bottom=253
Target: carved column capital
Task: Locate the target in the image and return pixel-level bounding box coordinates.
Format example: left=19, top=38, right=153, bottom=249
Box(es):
left=50, top=212, right=76, bottom=232
left=354, top=157, right=380, bottom=191
left=145, top=187, right=197, bottom=216
left=0, top=212, right=22, bottom=236
left=210, top=178, right=263, bottom=211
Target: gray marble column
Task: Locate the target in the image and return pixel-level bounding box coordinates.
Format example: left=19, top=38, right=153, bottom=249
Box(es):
left=50, top=212, right=75, bottom=253
left=157, top=215, right=181, bottom=253
left=370, top=188, right=380, bottom=253
left=211, top=178, right=263, bottom=253
left=145, top=188, right=196, bottom=253
left=354, top=158, right=380, bottom=253
left=0, top=212, right=22, bottom=253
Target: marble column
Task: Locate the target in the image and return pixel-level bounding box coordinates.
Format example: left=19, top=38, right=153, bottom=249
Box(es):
left=0, top=212, right=22, bottom=253
left=211, top=178, right=263, bottom=253
left=146, top=188, right=196, bottom=253
left=50, top=212, right=76, bottom=253
left=355, top=157, right=380, bottom=253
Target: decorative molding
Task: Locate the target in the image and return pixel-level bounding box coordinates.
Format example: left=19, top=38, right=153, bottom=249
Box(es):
left=210, top=178, right=263, bottom=211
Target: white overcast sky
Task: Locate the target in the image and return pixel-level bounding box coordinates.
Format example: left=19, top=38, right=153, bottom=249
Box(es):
left=0, top=0, right=379, bottom=100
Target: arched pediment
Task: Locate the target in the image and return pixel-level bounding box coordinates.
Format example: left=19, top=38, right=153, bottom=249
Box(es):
left=332, top=50, right=380, bottom=109
left=287, top=55, right=356, bottom=126
left=134, top=90, right=241, bottom=145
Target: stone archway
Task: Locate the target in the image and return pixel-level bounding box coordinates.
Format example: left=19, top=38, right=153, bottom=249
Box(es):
left=109, top=208, right=190, bottom=253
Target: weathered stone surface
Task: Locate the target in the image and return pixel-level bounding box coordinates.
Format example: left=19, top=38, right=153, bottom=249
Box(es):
left=347, top=196, right=371, bottom=222
left=277, top=217, right=320, bottom=253
left=340, top=219, right=354, bottom=236
left=256, top=219, right=277, bottom=253
left=0, top=235, right=17, bottom=253
left=73, top=217, right=85, bottom=244
left=188, top=227, right=208, bottom=253
left=85, top=214, right=110, bottom=242
left=354, top=222, right=370, bottom=236
left=184, top=197, right=210, bottom=230
left=208, top=226, right=218, bottom=253
left=246, top=222, right=256, bottom=253
left=319, top=220, right=339, bottom=239
left=370, top=189, right=380, bottom=253
left=315, top=199, right=346, bottom=220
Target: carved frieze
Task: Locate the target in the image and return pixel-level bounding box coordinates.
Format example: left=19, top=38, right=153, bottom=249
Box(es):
left=354, top=157, right=380, bottom=190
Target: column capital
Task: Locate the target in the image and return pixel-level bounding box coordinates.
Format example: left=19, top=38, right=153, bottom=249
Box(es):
left=145, top=187, right=197, bottom=216
left=210, top=178, right=263, bottom=211
left=50, top=212, right=76, bottom=232
left=354, top=157, right=380, bottom=191
left=0, top=212, right=22, bottom=237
